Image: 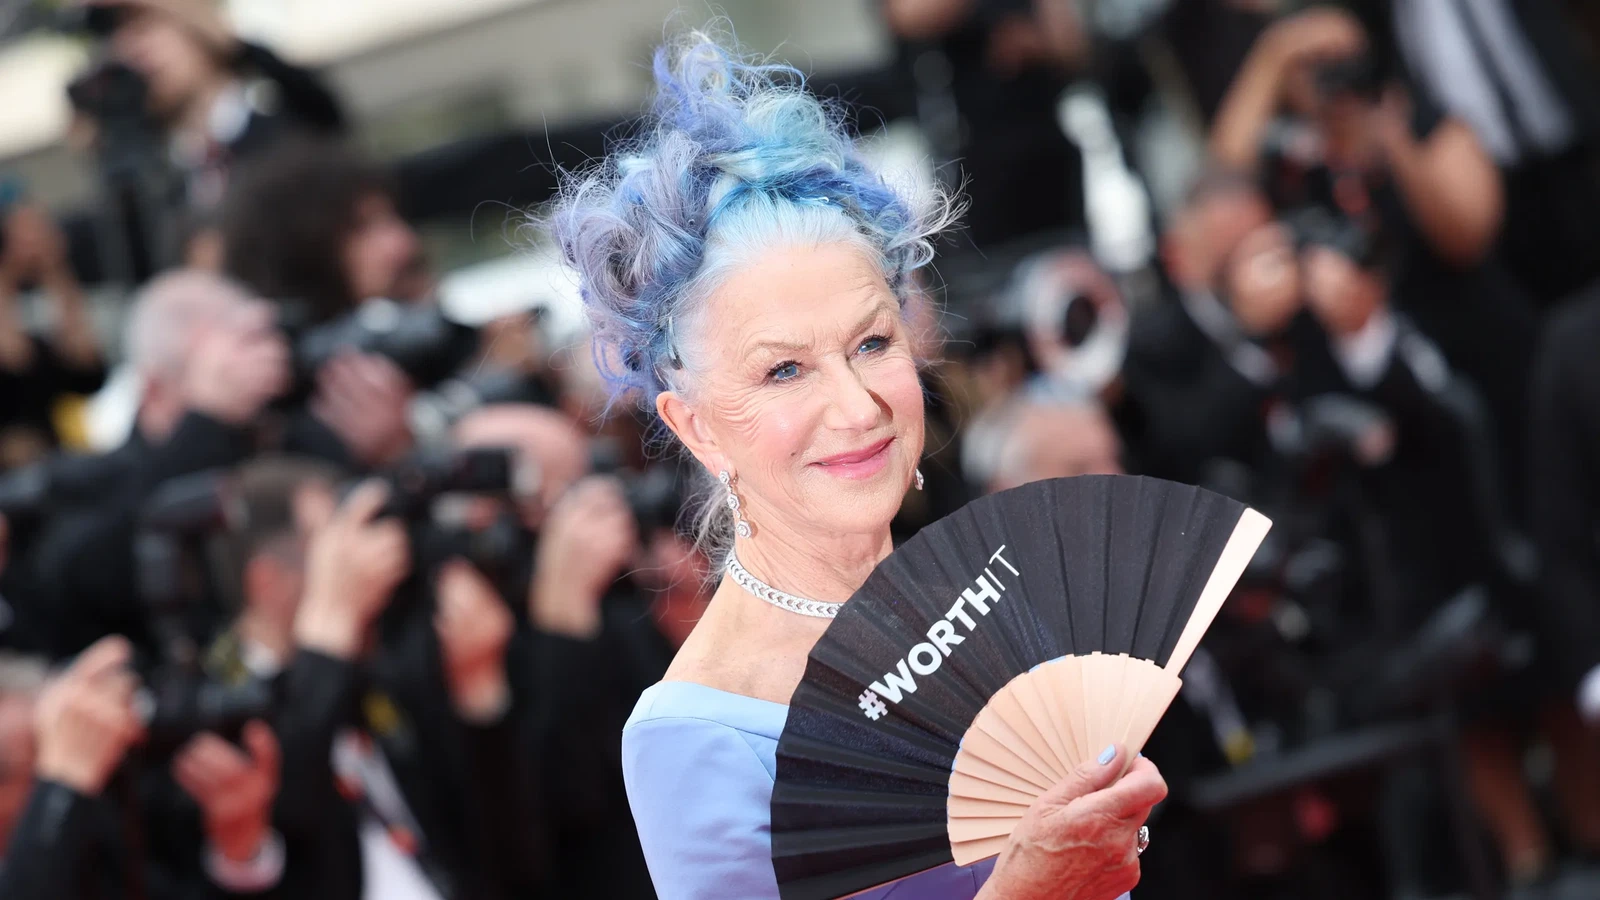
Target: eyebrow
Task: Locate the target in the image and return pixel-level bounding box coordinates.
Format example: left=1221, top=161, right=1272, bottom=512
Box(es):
left=746, top=301, right=898, bottom=357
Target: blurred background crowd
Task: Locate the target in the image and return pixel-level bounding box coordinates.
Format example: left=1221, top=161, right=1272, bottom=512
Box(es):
left=0, top=0, right=1596, bottom=898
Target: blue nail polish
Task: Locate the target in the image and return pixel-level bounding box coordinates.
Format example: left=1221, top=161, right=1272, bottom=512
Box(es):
left=1098, top=745, right=1116, bottom=765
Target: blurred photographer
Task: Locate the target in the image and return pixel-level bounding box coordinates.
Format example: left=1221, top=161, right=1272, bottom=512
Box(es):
left=221, top=140, right=551, bottom=465
left=1210, top=7, right=1540, bottom=513
left=25, top=270, right=288, bottom=658
left=885, top=0, right=1091, bottom=248
left=0, top=199, right=106, bottom=471
left=1117, top=171, right=1289, bottom=484
left=222, top=140, right=431, bottom=326
left=452, top=404, right=682, bottom=898
left=73, top=0, right=345, bottom=213
left=0, top=635, right=283, bottom=899
left=273, top=477, right=546, bottom=900
left=1351, top=0, right=1600, bottom=305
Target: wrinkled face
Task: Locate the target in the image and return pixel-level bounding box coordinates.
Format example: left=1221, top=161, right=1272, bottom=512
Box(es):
left=113, top=9, right=220, bottom=121
left=342, top=193, right=429, bottom=304
left=667, top=242, right=925, bottom=540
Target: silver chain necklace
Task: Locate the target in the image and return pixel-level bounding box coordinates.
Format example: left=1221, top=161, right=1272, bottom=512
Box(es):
left=725, top=552, right=844, bottom=619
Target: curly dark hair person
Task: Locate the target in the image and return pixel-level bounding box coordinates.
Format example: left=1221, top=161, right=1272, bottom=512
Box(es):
left=221, top=138, right=394, bottom=324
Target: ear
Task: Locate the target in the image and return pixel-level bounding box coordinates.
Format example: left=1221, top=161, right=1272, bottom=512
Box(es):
left=656, top=389, right=728, bottom=475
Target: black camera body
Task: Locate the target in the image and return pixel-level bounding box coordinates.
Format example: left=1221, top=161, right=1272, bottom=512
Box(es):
left=1286, top=205, right=1387, bottom=272
left=134, top=471, right=275, bottom=755
left=287, top=299, right=481, bottom=390
left=369, top=447, right=540, bottom=614
left=589, top=439, right=689, bottom=538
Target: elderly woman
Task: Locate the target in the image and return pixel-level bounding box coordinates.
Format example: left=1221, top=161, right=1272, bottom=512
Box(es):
left=550, top=33, right=1165, bottom=900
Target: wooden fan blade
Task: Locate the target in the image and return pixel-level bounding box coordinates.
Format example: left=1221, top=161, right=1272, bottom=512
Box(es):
left=1165, top=508, right=1272, bottom=675
left=957, top=720, right=1057, bottom=792
left=951, top=835, right=1009, bottom=867
left=1111, top=657, right=1156, bottom=749
left=1044, top=655, right=1088, bottom=767
left=1010, top=665, right=1073, bottom=775
left=1123, top=665, right=1183, bottom=755
left=1099, top=653, right=1133, bottom=756
left=978, top=683, right=1066, bottom=782
left=951, top=750, right=1056, bottom=796
left=948, top=814, right=1024, bottom=843
left=949, top=770, right=1041, bottom=806
left=947, top=795, right=1034, bottom=820
left=1081, top=652, right=1110, bottom=758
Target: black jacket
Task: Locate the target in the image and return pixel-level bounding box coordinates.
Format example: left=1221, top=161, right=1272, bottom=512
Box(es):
left=23, top=412, right=255, bottom=660
left=273, top=603, right=547, bottom=900
left=528, top=592, right=674, bottom=900
left=1528, top=288, right=1600, bottom=686
left=0, top=776, right=282, bottom=900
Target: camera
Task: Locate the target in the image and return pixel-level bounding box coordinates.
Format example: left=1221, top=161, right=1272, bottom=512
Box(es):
left=1314, top=54, right=1384, bottom=104
left=1012, top=248, right=1130, bottom=398
left=1285, top=206, right=1387, bottom=271
left=369, top=447, right=541, bottom=610
left=133, top=471, right=275, bottom=755
left=285, top=299, right=482, bottom=391
left=589, top=440, right=689, bottom=537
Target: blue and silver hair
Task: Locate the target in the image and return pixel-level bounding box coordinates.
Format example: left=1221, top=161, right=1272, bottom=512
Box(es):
left=547, top=30, right=959, bottom=410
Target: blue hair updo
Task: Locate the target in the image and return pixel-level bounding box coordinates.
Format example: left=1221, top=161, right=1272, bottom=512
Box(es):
left=548, top=30, right=958, bottom=411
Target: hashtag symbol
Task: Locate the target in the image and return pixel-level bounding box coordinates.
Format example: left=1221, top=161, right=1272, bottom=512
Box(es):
left=858, top=689, right=888, bottom=721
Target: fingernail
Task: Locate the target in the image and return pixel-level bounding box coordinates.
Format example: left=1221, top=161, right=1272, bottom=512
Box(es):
left=1098, top=744, right=1116, bottom=766
left=1137, top=752, right=1144, bottom=759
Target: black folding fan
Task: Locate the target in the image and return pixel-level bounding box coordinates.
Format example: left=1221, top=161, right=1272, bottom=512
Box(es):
left=771, top=474, right=1271, bottom=899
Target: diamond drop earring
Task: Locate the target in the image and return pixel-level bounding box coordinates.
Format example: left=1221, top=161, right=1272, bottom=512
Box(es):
left=914, top=467, right=925, bottom=491
left=720, top=470, right=753, bottom=538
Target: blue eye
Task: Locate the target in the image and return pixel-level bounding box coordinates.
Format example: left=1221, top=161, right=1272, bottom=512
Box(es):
left=769, top=361, right=800, bottom=382
left=858, top=334, right=891, bottom=354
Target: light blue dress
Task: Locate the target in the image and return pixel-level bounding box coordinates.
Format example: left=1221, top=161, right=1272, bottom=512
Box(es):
left=622, top=680, right=996, bottom=899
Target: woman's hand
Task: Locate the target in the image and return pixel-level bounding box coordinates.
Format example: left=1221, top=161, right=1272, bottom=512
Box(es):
left=979, top=745, right=1168, bottom=900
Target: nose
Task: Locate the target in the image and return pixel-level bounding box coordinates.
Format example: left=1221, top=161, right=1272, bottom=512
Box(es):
left=821, top=359, right=884, bottom=432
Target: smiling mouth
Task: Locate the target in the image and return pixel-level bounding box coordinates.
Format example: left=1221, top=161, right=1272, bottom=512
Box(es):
left=812, top=437, right=895, bottom=474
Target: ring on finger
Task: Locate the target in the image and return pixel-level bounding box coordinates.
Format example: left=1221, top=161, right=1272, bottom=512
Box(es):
left=1136, top=826, right=1150, bottom=857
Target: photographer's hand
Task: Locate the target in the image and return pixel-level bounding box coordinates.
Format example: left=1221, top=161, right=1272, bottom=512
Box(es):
left=172, top=721, right=280, bottom=864
left=310, top=352, right=415, bottom=469
left=295, top=480, right=410, bottom=659
left=435, top=561, right=514, bottom=722
left=1211, top=6, right=1366, bottom=168
left=33, top=636, right=144, bottom=796
left=529, top=476, right=638, bottom=640
left=1303, top=246, right=1385, bottom=338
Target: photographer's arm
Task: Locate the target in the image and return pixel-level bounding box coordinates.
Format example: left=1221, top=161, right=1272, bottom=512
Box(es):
left=0, top=780, right=96, bottom=899
left=0, top=259, right=34, bottom=374
left=1211, top=8, right=1367, bottom=169
left=33, top=219, right=100, bottom=376
left=883, top=0, right=975, bottom=41
left=279, top=482, right=408, bottom=829
left=0, top=637, right=143, bottom=897
left=432, top=561, right=550, bottom=890
left=1378, top=108, right=1503, bottom=267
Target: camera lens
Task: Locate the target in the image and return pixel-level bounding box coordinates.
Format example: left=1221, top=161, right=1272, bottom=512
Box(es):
left=1061, top=294, right=1098, bottom=348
